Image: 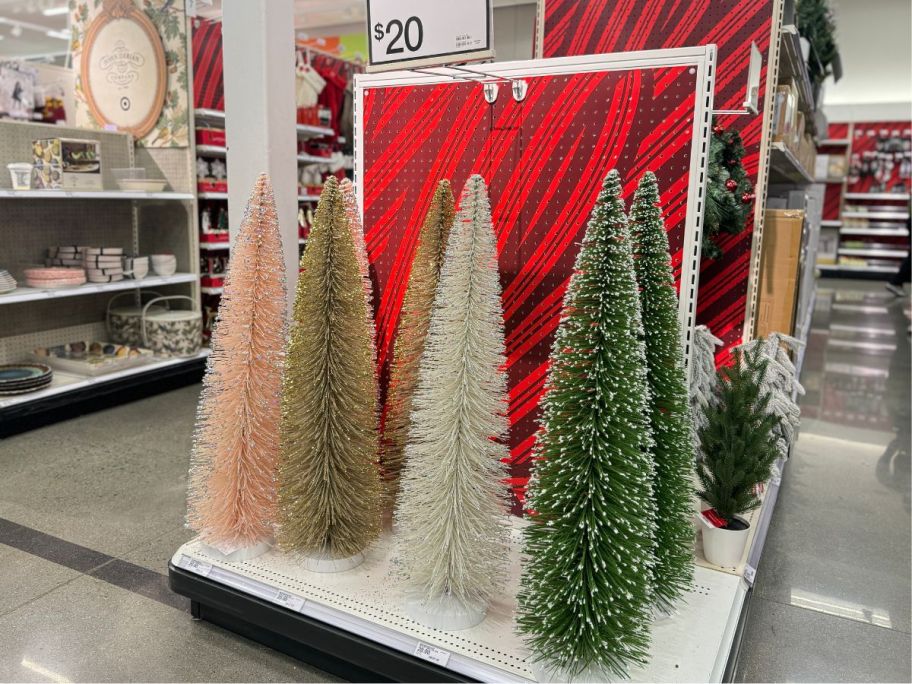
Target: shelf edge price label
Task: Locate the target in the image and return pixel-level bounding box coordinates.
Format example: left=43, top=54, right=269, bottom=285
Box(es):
left=366, top=0, right=493, bottom=73
left=180, top=554, right=213, bottom=578
left=743, top=564, right=756, bottom=585
left=271, top=589, right=306, bottom=613
left=414, top=641, right=450, bottom=667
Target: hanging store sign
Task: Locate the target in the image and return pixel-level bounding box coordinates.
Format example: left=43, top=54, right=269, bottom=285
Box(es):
left=366, top=0, right=493, bottom=73
left=80, top=0, right=167, bottom=139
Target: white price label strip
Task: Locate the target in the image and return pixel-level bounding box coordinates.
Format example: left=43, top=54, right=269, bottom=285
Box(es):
left=271, top=590, right=306, bottom=612
left=414, top=642, right=450, bottom=667
left=179, top=555, right=213, bottom=577
left=367, top=0, right=492, bottom=71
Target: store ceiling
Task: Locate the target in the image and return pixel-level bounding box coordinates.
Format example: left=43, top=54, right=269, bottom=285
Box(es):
left=0, top=0, right=69, bottom=60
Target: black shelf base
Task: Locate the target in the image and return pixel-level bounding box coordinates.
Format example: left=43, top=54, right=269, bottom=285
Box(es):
left=169, top=564, right=474, bottom=683
left=0, top=358, right=205, bottom=438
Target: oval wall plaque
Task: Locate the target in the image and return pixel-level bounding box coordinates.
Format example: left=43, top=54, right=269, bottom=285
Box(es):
left=80, top=0, right=166, bottom=139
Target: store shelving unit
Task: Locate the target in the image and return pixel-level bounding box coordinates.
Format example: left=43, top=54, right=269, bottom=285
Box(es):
left=0, top=120, right=203, bottom=434
left=769, top=141, right=814, bottom=185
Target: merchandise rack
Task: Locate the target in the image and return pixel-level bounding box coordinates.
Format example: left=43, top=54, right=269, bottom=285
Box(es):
left=170, top=524, right=749, bottom=683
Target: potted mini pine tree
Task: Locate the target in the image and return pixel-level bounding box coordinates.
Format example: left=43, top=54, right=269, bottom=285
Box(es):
left=697, top=347, right=780, bottom=568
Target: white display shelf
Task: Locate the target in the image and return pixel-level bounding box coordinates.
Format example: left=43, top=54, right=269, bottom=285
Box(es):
left=819, top=138, right=850, bottom=146
left=819, top=263, right=899, bottom=274
left=769, top=142, right=814, bottom=185
left=200, top=286, right=223, bottom=295
left=298, top=153, right=328, bottom=165
left=0, top=350, right=210, bottom=410
left=0, top=273, right=197, bottom=306
left=843, top=210, right=910, bottom=220
left=838, top=247, right=908, bottom=258
left=840, top=226, right=909, bottom=237
left=297, top=123, right=335, bottom=139
left=198, top=191, right=228, bottom=200
left=196, top=144, right=227, bottom=157
left=200, top=241, right=231, bottom=250
left=843, top=192, right=911, bottom=201
left=821, top=219, right=842, bottom=228
left=0, top=189, right=194, bottom=201
left=298, top=194, right=320, bottom=202
left=173, top=525, right=746, bottom=684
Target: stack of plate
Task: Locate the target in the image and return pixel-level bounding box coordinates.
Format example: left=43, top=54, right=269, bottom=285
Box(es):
left=24, top=267, right=86, bottom=289
left=84, top=247, right=124, bottom=283
left=0, top=363, right=53, bottom=395
left=47, top=246, right=88, bottom=267
left=0, top=269, right=16, bottom=294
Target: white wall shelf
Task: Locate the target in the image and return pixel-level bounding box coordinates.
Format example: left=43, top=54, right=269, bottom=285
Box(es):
left=200, top=286, right=224, bottom=295
left=843, top=192, right=911, bottom=201
left=196, top=144, right=227, bottom=157
left=298, top=194, right=320, bottom=202
left=0, top=274, right=198, bottom=306
left=198, top=191, right=229, bottom=200
left=194, top=108, right=226, bottom=123
left=820, top=263, right=899, bottom=274
left=297, top=123, right=335, bottom=139
left=821, top=219, right=842, bottom=228
left=837, top=247, right=908, bottom=258
left=842, top=210, right=910, bottom=220
left=769, top=142, right=814, bottom=185
left=0, top=350, right=210, bottom=411
left=200, top=241, right=231, bottom=250
left=840, top=226, right=909, bottom=237
left=0, top=189, right=194, bottom=201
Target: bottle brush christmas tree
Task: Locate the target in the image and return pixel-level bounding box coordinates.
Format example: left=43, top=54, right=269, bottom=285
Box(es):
left=276, top=176, right=381, bottom=567
left=393, top=175, right=510, bottom=629
left=690, top=325, right=724, bottom=458
left=630, top=171, right=695, bottom=614
left=697, top=348, right=780, bottom=525
left=339, top=178, right=376, bottom=353
left=382, top=179, right=455, bottom=511
left=518, top=169, right=656, bottom=678
left=703, top=122, right=754, bottom=259
left=186, top=173, right=287, bottom=557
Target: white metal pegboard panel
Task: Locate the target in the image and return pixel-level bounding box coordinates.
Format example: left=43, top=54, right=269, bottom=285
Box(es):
left=0, top=321, right=106, bottom=364
left=175, top=525, right=745, bottom=683
left=0, top=120, right=132, bottom=191
left=136, top=147, right=193, bottom=195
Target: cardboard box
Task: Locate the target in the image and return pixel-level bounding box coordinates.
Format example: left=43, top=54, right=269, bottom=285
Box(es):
left=771, top=83, right=798, bottom=144
left=755, top=209, right=805, bottom=338
left=32, top=137, right=102, bottom=190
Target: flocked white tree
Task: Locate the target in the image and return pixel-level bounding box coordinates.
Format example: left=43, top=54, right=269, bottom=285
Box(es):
left=392, top=174, right=510, bottom=630
left=736, top=332, right=804, bottom=458
left=690, top=325, right=723, bottom=457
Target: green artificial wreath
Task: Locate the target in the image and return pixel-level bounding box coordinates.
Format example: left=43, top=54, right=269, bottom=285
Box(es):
left=703, top=121, right=754, bottom=260
left=797, top=0, right=839, bottom=89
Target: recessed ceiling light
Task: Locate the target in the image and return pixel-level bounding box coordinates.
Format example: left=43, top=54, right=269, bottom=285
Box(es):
left=42, top=6, right=69, bottom=16
left=46, top=29, right=70, bottom=40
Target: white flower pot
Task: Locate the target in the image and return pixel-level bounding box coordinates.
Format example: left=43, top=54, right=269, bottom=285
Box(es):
left=700, top=514, right=750, bottom=568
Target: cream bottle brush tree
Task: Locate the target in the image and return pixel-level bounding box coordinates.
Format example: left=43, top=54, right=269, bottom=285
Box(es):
left=382, top=179, right=455, bottom=512
left=393, top=174, right=510, bottom=630
left=186, top=172, right=287, bottom=559
left=276, top=176, right=381, bottom=568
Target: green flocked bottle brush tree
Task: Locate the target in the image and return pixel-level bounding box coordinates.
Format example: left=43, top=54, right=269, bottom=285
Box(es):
left=630, top=171, right=696, bottom=616
left=518, top=169, right=656, bottom=679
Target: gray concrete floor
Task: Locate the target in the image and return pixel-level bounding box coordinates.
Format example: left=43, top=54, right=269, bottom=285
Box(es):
left=736, top=280, right=912, bottom=682
left=0, top=278, right=908, bottom=682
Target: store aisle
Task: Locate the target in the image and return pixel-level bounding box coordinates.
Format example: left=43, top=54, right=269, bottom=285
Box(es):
left=736, top=280, right=912, bottom=682
left=0, top=387, right=335, bottom=683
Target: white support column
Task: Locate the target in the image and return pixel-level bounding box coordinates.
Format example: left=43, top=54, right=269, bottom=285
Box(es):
left=222, top=0, right=298, bottom=316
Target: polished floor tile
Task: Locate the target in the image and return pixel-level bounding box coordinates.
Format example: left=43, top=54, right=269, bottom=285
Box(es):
left=0, top=574, right=335, bottom=683
left=736, top=596, right=911, bottom=683
left=0, top=546, right=79, bottom=616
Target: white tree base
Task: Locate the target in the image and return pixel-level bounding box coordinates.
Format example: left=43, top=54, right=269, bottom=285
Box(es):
left=652, top=604, right=677, bottom=621
left=404, top=593, right=487, bottom=631
left=302, top=548, right=364, bottom=573
left=530, top=659, right=628, bottom=683
left=200, top=539, right=272, bottom=562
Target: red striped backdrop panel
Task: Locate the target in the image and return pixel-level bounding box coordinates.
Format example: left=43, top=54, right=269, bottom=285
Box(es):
left=363, top=67, right=699, bottom=510
left=542, top=0, right=775, bottom=364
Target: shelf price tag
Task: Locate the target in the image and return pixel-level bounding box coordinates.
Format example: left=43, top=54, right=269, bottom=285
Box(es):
left=743, top=565, right=756, bottom=585
left=366, top=0, right=493, bottom=73
left=414, top=641, right=450, bottom=667
left=179, top=554, right=213, bottom=578
left=271, top=589, right=306, bottom=613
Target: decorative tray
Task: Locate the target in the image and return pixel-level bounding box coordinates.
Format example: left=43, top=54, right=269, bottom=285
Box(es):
left=32, top=340, right=154, bottom=377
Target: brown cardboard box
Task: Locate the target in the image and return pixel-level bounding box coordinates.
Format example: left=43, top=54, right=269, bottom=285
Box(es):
left=771, top=84, right=798, bottom=144
left=755, top=209, right=805, bottom=338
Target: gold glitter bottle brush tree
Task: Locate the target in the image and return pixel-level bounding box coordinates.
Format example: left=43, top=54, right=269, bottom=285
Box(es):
left=186, top=173, right=288, bottom=562
left=275, top=176, right=381, bottom=572
left=392, top=175, right=511, bottom=631
left=381, top=179, right=455, bottom=515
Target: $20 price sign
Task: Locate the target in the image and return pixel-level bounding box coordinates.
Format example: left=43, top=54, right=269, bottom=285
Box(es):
left=366, top=0, right=493, bottom=72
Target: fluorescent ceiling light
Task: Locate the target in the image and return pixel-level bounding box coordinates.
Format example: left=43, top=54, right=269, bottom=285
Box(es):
left=42, top=6, right=69, bottom=16
left=46, top=29, right=70, bottom=40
